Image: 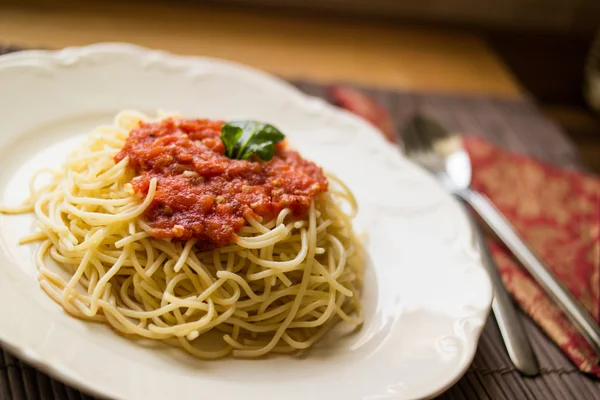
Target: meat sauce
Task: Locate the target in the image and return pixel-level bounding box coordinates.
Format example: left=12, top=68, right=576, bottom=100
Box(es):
left=115, top=118, right=328, bottom=247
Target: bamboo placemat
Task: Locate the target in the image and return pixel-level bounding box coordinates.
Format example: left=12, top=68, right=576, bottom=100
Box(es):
left=1, top=45, right=599, bottom=400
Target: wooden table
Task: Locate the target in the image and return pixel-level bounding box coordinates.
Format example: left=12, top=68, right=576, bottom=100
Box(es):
left=0, top=0, right=521, bottom=96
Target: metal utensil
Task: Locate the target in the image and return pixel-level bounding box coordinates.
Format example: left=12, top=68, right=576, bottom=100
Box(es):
left=401, top=114, right=600, bottom=359
left=401, top=115, right=541, bottom=374
left=459, top=198, right=539, bottom=376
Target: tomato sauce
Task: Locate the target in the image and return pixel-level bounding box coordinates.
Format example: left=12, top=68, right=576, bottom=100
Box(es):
left=115, top=118, right=328, bottom=247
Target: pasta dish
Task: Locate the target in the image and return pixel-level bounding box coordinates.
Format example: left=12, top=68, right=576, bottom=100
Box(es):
left=0, top=111, right=364, bottom=359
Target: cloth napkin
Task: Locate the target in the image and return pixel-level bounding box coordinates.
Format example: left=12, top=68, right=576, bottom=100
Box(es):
left=328, top=85, right=600, bottom=376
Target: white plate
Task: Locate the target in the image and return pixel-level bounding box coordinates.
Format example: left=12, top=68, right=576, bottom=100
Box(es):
left=0, top=43, right=492, bottom=400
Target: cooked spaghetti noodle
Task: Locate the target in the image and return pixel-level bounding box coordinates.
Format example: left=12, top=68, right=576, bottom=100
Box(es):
left=0, top=111, right=364, bottom=359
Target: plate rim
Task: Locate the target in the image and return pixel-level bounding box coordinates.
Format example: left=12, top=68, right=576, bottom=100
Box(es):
left=0, top=42, right=493, bottom=400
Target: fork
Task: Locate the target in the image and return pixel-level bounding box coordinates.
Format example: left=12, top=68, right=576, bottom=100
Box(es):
left=401, top=114, right=600, bottom=363
left=401, top=114, right=543, bottom=375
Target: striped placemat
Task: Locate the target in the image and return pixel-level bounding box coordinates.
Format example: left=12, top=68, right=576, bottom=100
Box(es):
left=1, top=45, right=599, bottom=400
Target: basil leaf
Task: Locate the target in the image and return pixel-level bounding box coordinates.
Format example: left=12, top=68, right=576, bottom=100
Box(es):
left=220, top=124, right=244, bottom=158
left=220, top=120, right=285, bottom=161
left=242, top=141, right=275, bottom=161
left=234, top=121, right=261, bottom=158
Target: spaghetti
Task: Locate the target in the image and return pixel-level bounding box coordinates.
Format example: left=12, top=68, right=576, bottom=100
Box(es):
left=0, top=111, right=364, bottom=359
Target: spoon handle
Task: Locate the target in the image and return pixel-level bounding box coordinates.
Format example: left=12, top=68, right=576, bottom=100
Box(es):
left=456, top=196, right=539, bottom=376
left=459, top=188, right=600, bottom=356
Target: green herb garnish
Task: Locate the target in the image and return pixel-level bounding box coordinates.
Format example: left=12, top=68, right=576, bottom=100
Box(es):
left=220, top=121, right=285, bottom=161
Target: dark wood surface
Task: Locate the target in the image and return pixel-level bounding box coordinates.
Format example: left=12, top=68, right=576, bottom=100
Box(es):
left=486, top=30, right=600, bottom=173
left=543, top=106, right=600, bottom=173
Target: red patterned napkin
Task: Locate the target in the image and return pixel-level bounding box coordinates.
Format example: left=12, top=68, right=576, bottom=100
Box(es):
left=329, top=85, right=600, bottom=376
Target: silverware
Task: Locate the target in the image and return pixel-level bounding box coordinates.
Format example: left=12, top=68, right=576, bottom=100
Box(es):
left=401, top=115, right=542, bottom=375
left=459, top=198, right=539, bottom=376
left=401, top=114, right=600, bottom=360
